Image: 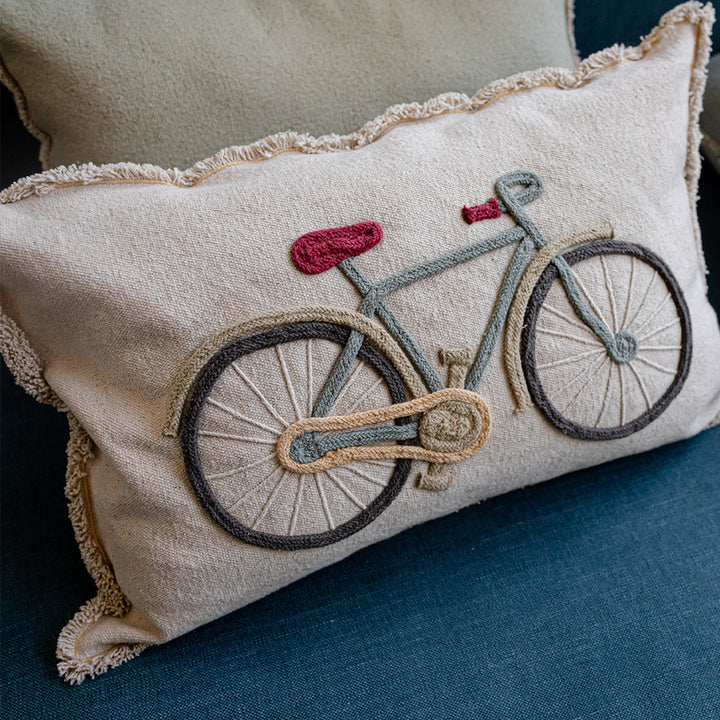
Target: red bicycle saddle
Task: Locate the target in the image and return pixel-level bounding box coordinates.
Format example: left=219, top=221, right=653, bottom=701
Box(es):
left=291, top=221, right=383, bottom=274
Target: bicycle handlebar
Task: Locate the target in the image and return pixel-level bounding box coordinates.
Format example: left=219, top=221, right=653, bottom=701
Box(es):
left=495, top=170, right=543, bottom=214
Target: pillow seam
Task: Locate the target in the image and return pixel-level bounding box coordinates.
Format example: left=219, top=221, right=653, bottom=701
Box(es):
left=0, top=53, right=54, bottom=169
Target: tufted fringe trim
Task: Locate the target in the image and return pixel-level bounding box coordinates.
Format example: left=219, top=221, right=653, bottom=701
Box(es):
left=676, top=3, right=714, bottom=282
left=55, top=414, right=145, bottom=683
left=0, top=55, right=54, bottom=169
left=56, top=597, right=147, bottom=685
left=0, top=3, right=713, bottom=208
left=0, top=309, right=65, bottom=408
left=62, top=415, right=129, bottom=608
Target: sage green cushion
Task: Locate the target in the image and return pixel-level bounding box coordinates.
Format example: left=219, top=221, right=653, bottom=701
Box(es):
left=0, top=0, right=577, bottom=169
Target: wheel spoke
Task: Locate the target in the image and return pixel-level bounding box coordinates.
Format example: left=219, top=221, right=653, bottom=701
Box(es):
left=343, top=464, right=390, bottom=487
left=627, top=361, right=652, bottom=411
left=560, top=355, right=609, bottom=414
left=227, top=465, right=283, bottom=512
left=231, top=362, right=289, bottom=427
left=199, top=430, right=276, bottom=444
left=600, top=255, right=618, bottom=333
left=537, top=326, right=600, bottom=346
left=572, top=268, right=612, bottom=334
left=618, top=362, right=626, bottom=426
left=207, top=398, right=282, bottom=435
left=537, top=347, right=606, bottom=371
left=633, top=290, right=671, bottom=337
left=344, top=375, right=385, bottom=413
left=252, top=472, right=286, bottom=529
left=637, top=317, right=680, bottom=343
left=289, top=476, right=305, bottom=535
left=276, top=344, right=304, bottom=422
left=315, top=474, right=335, bottom=530
left=541, top=303, right=591, bottom=333
left=620, top=256, right=636, bottom=329
left=635, top=355, right=677, bottom=375
left=324, top=470, right=367, bottom=510
left=627, top=270, right=658, bottom=330
left=333, top=361, right=366, bottom=410
left=205, top=452, right=276, bottom=480
left=594, top=362, right=615, bottom=427
left=640, top=345, right=682, bottom=352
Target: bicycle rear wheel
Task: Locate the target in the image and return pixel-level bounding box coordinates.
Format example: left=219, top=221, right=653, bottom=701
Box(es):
left=180, top=320, right=413, bottom=550
left=521, top=239, right=691, bottom=440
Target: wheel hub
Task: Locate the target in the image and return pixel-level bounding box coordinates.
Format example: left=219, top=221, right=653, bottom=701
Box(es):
left=609, top=330, right=638, bottom=363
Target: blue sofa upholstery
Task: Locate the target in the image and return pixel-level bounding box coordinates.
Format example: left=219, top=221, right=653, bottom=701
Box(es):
left=2, top=2, right=718, bottom=717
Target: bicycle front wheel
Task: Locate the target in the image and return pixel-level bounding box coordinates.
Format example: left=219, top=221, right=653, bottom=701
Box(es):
left=521, top=239, right=691, bottom=440
left=180, top=319, right=413, bottom=550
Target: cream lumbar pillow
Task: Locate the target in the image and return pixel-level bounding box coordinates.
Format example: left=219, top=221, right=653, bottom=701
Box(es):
left=1, top=2, right=718, bottom=684
left=0, top=0, right=577, bottom=169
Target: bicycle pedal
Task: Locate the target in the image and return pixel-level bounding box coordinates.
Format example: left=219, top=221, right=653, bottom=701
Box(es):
left=276, top=387, right=491, bottom=473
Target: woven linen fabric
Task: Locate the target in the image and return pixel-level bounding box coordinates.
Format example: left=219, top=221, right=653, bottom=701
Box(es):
left=1, top=2, right=719, bottom=682
left=0, top=0, right=578, bottom=169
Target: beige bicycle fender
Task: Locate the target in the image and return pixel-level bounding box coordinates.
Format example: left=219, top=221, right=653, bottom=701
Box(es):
left=504, top=223, right=614, bottom=412
left=275, top=388, right=492, bottom=473
left=163, top=305, right=427, bottom=436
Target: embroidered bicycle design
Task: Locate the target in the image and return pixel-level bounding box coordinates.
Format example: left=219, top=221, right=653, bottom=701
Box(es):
left=166, top=171, right=691, bottom=550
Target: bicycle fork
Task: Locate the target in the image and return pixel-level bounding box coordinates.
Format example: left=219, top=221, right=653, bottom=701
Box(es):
left=552, top=256, right=639, bottom=363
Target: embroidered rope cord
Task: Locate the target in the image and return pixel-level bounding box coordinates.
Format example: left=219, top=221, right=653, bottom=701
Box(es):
left=180, top=320, right=414, bottom=551
left=276, top=388, right=491, bottom=474
left=417, top=347, right=473, bottom=491
left=164, top=306, right=426, bottom=437
left=439, top=347, right=473, bottom=389
left=462, top=198, right=501, bottom=224
left=333, top=171, right=543, bottom=399
left=291, top=222, right=383, bottom=274
left=504, top=223, right=614, bottom=411
left=167, top=164, right=689, bottom=558
left=461, top=171, right=549, bottom=392
left=520, top=239, right=692, bottom=440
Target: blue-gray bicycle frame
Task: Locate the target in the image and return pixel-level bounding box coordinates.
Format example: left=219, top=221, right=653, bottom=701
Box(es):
left=300, top=170, right=630, bottom=459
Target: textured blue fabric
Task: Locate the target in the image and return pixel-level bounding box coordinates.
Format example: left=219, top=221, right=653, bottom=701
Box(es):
left=2, top=363, right=719, bottom=718
left=2, top=1, right=720, bottom=717
left=576, top=0, right=720, bottom=50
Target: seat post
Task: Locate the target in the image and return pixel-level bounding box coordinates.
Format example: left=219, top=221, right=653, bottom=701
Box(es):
left=338, top=257, right=381, bottom=316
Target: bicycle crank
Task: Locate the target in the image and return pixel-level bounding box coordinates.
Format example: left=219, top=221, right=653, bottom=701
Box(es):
left=275, top=388, right=492, bottom=473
